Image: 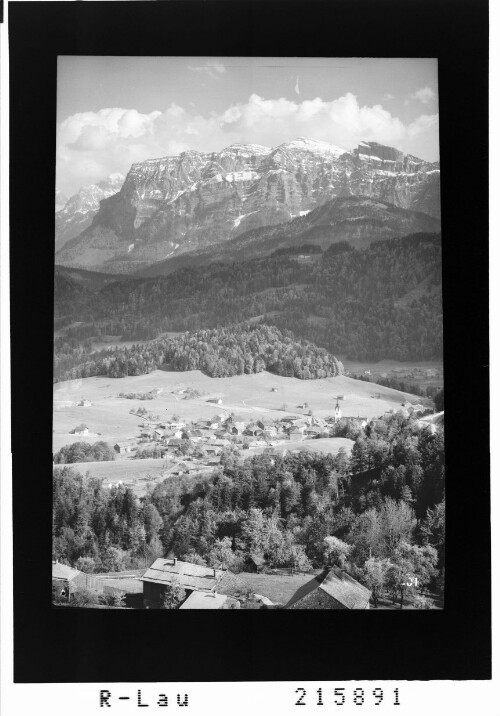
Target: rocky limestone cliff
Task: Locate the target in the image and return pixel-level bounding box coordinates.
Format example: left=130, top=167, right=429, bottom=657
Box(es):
left=56, top=139, right=440, bottom=273
left=55, top=173, right=125, bottom=251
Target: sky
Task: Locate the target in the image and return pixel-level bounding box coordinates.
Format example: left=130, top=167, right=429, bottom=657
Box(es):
left=57, top=57, right=439, bottom=196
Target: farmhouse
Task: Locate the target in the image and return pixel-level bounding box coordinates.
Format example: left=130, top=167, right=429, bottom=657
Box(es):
left=205, top=445, right=222, bottom=456
left=224, top=419, right=245, bottom=435
left=78, top=399, right=92, bottom=407
left=52, top=560, right=99, bottom=600
left=72, top=424, right=89, bottom=436
left=285, top=568, right=371, bottom=609
left=244, top=423, right=262, bottom=437
left=168, top=421, right=186, bottom=430
left=114, top=441, right=136, bottom=454
left=206, top=398, right=223, bottom=405
left=141, top=558, right=231, bottom=608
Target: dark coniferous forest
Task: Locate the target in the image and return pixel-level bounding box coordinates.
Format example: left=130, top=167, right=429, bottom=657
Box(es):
left=54, top=233, right=442, bottom=381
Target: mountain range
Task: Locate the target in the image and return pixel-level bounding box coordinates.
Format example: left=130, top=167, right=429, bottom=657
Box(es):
left=55, top=138, right=440, bottom=274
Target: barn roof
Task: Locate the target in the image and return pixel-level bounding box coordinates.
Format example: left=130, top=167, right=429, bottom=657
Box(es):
left=319, top=568, right=371, bottom=608
left=285, top=567, right=371, bottom=609
left=179, top=591, right=228, bottom=609
left=141, top=558, right=225, bottom=592
left=52, top=561, right=81, bottom=581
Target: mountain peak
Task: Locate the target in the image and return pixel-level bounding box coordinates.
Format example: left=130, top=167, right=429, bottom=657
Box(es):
left=279, top=137, right=347, bottom=156
left=222, top=143, right=271, bottom=156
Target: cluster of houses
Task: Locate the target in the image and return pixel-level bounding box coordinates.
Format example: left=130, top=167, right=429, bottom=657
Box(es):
left=52, top=556, right=372, bottom=610
left=112, top=408, right=363, bottom=476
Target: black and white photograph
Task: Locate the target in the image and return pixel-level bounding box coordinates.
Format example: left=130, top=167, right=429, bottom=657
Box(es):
left=7, top=0, right=490, bottom=692
left=52, top=56, right=445, bottom=612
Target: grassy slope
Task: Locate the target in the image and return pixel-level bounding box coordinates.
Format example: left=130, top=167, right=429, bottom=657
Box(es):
left=54, top=369, right=425, bottom=450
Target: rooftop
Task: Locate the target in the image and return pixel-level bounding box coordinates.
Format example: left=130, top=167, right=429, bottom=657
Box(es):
left=285, top=567, right=371, bottom=609
left=52, top=561, right=80, bottom=581
left=179, top=591, right=229, bottom=609
left=141, top=558, right=225, bottom=592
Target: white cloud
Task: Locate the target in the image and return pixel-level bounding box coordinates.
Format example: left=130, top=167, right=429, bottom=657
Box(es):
left=187, top=60, right=226, bottom=80
left=408, top=113, right=439, bottom=137
left=409, top=86, right=436, bottom=104
left=57, top=94, right=440, bottom=195
left=383, top=93, right=395, bottom=101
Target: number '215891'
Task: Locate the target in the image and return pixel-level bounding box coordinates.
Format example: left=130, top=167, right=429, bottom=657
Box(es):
left=295, top=687, right=401, bottom=707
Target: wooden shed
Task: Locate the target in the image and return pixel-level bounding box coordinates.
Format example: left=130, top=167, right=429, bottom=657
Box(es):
left=245, top=553, right=267, bottom=573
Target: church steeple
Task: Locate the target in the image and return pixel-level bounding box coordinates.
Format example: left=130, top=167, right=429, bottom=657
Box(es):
left=334, top=399, right=342, bottom=422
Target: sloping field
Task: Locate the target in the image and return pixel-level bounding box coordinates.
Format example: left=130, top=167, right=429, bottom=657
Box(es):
left=249, top=437, right=354, bottom=457
left=55, top=458, right=167, bottom=497
left=239, top=571, right=322, bottom=606
left=54, top=369, right=421, bottom=454
left=286, top=437, right=355, bottom=455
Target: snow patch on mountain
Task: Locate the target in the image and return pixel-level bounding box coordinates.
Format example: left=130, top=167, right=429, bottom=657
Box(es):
left=281, top=137, right=347, bottom=156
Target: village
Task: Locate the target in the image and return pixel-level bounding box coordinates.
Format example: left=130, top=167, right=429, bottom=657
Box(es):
left=53, top=368, right=439, bottom=496
left=113, top=394, right=353, bottom=472
left=107, top=391, right=434, bottom=483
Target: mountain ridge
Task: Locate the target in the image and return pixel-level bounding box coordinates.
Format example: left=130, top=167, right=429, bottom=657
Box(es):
left=55, top=138, right=440, bottom=274
left=134, top=195, right=441, bottom=277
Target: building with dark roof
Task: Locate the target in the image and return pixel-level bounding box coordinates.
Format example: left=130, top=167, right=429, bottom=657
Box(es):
left=140, top=558, right=233, bottom=608
left=285, top=567, right=371, bottom=609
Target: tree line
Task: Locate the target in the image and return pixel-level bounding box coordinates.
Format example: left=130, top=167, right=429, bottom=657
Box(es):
left=55, top=323, right=345, bottom=382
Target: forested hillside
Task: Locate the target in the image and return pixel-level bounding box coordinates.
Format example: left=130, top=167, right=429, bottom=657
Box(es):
left=55, top=233, right=442, bottom=376
left=55, top=323, right=344, bottom=382
left=53, top=412, right=445, bottom=606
